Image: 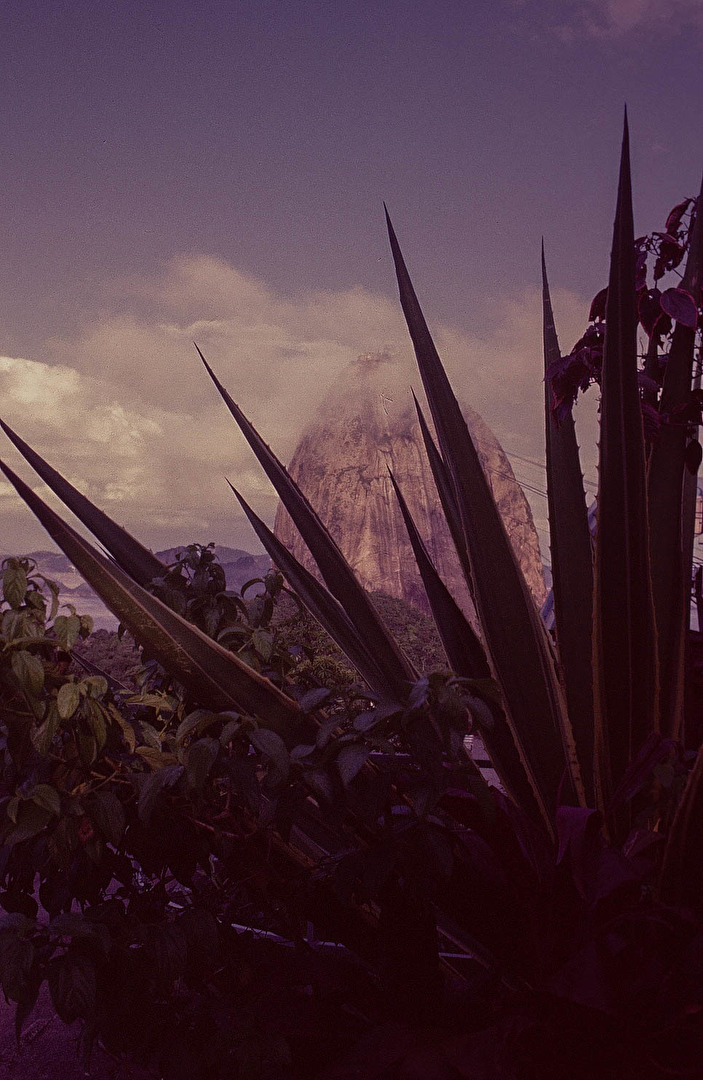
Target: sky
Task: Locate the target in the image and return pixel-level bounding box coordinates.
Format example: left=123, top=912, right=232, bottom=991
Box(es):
left=1, top=0, right=702, bottom=563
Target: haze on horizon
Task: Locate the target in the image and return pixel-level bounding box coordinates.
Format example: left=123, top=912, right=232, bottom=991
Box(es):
left=1, top=0, right=702, bottom=565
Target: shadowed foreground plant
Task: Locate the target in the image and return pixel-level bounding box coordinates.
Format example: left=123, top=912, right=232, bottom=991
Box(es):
left=1, top=113, right=703, bottom=1079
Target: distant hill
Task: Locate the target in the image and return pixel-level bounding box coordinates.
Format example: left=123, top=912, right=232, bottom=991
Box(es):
left=2, top=545, right=271, bottom=630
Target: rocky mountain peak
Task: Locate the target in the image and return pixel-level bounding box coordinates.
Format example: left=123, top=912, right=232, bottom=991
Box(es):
left=274, top=352, right=546, bottom=628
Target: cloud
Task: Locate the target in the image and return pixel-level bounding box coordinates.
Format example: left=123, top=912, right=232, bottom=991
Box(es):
left=0, top=256, right=594, bottom=558
left=550, top=0, right=703, bottom=38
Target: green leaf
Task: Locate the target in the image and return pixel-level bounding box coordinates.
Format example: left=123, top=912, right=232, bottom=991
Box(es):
left=251, top=628, right=273, bottom=662
left=77, top=730, right=97, bottom=767
left=4, top=802, right=51, bottom=847
left=53, top=613, right=82, bottom=651
left=198, top=345, right=416, bottom=703
left=57, top=681, right=81, bottom=721
left=138, top=720, right=162, bottom=750
left=592, top=115, right=659, bottom=834
left=15, top=985, right=40, bottom=1045
left=298, top=687, right=332, bottom=713
left=178, top=908, right=220, bottom=975
left=0, top=914, right=33, bottom=933
left=2, top=561, right=27, bottom=609
left=48, top=913, right=110, bottom=954
left=25, top=589, right=45, bottom=611
left=83, top=699, right=108, bottom=753
left=2, top=608, right=24, bottom=641
left=542, top=247, right=595, bottom=804
left=11, top=650, right=45, bottom=697
left=304, top=768, right=334, bottom=804
left=89, top=790, right=126, bottom=846
left=0, top=927, right=34, bottom=1002
left=145, top=924, right=188, bottom=986
left=134, top=746, right=178, bottom=769
left=0, top=459, right=306, bottom=743
left=137, top=764, right=183, bottom=823
left=46, top=579, right=59, bottom=622
left=176, top=709, right=223, bottom=746
left=30, top=704, right=61, bottom=756
left=48, top=953, right=96, bottom=1023
left=250, top=727, right=290, bottom=783
left=185, top=737, right=220, bottom=790
left=81, top=675, right=108, bottom=699
left=30, top=784, right=61, bottom=817
left=219, top=718, right=243, bottom=746
left=336, top=743, right=370, bottom=785
left=125, top=691, right=173, bottom=710
left=109, top=705, right=136, bottom=752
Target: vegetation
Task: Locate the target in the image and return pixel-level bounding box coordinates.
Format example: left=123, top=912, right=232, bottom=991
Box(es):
left=0, top=115, right=702, bottom=1078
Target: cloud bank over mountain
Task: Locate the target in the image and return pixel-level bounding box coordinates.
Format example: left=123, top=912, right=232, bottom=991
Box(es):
left=1, top=254, right=594, bottom=558
left=538, top=0, right=703, bottom=39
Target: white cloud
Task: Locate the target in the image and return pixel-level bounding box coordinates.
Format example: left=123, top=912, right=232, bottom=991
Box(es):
left=0, top=256, right=594, bottom=557
left=551, top=0, right=703, bottom=38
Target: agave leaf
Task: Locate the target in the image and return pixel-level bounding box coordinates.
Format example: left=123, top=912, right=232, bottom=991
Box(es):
left=681, top=366, right=701, bottom=672
left=0, top=460, right=305, bottom=741
left=196, top=344, right=417, bottom=702
left=647, top=174, right=703, bottom=740
left=659, top=745, right=703, bottom=915
left=385, top=207, right=583, bottom=832
left=388, top=469, right=545, bottom=814
left=0, top=419, right=166, bottom=586
left=70, top=648, right=134, bottom=695
left=542, top=245, right=595, bottom=804
left=388, top=468, right=488, bottom=680
left=593, top=113, right=659, bottom=829
left=226, top=480, right=397, bottom=701
left=413, top=394, right=476, bottom=605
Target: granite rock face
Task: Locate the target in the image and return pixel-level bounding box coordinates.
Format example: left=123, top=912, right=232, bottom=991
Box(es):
left=274, top=353, right=546, bottom=626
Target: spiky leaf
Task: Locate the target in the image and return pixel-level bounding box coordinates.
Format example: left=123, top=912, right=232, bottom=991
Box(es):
left=386, top=207, right=581, bottom=831
left=592, top=114, right=659, bottom=830
left=542, top=245, right=595, bottom=803
left=647, top=174, right=703, bottom=740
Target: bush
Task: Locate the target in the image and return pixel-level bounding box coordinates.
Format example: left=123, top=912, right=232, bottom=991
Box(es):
left=0, top=550, right=476, bottom=1078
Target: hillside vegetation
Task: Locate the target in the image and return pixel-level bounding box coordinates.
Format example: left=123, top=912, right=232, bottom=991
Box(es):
left=70, top=589, right=448, bottom=692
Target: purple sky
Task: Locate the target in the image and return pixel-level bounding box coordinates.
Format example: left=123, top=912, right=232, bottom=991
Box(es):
left=1, top=0, right=702, bottom=559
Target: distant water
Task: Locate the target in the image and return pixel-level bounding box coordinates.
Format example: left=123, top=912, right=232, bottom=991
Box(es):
left=1, top=546, right=271, bottom=633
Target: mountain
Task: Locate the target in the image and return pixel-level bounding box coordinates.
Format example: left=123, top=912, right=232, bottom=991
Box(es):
left=274, top=351, right=547, bottom=627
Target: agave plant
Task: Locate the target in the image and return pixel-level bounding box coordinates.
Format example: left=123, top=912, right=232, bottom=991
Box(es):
left=2, top=113, right=703, bottom=1076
